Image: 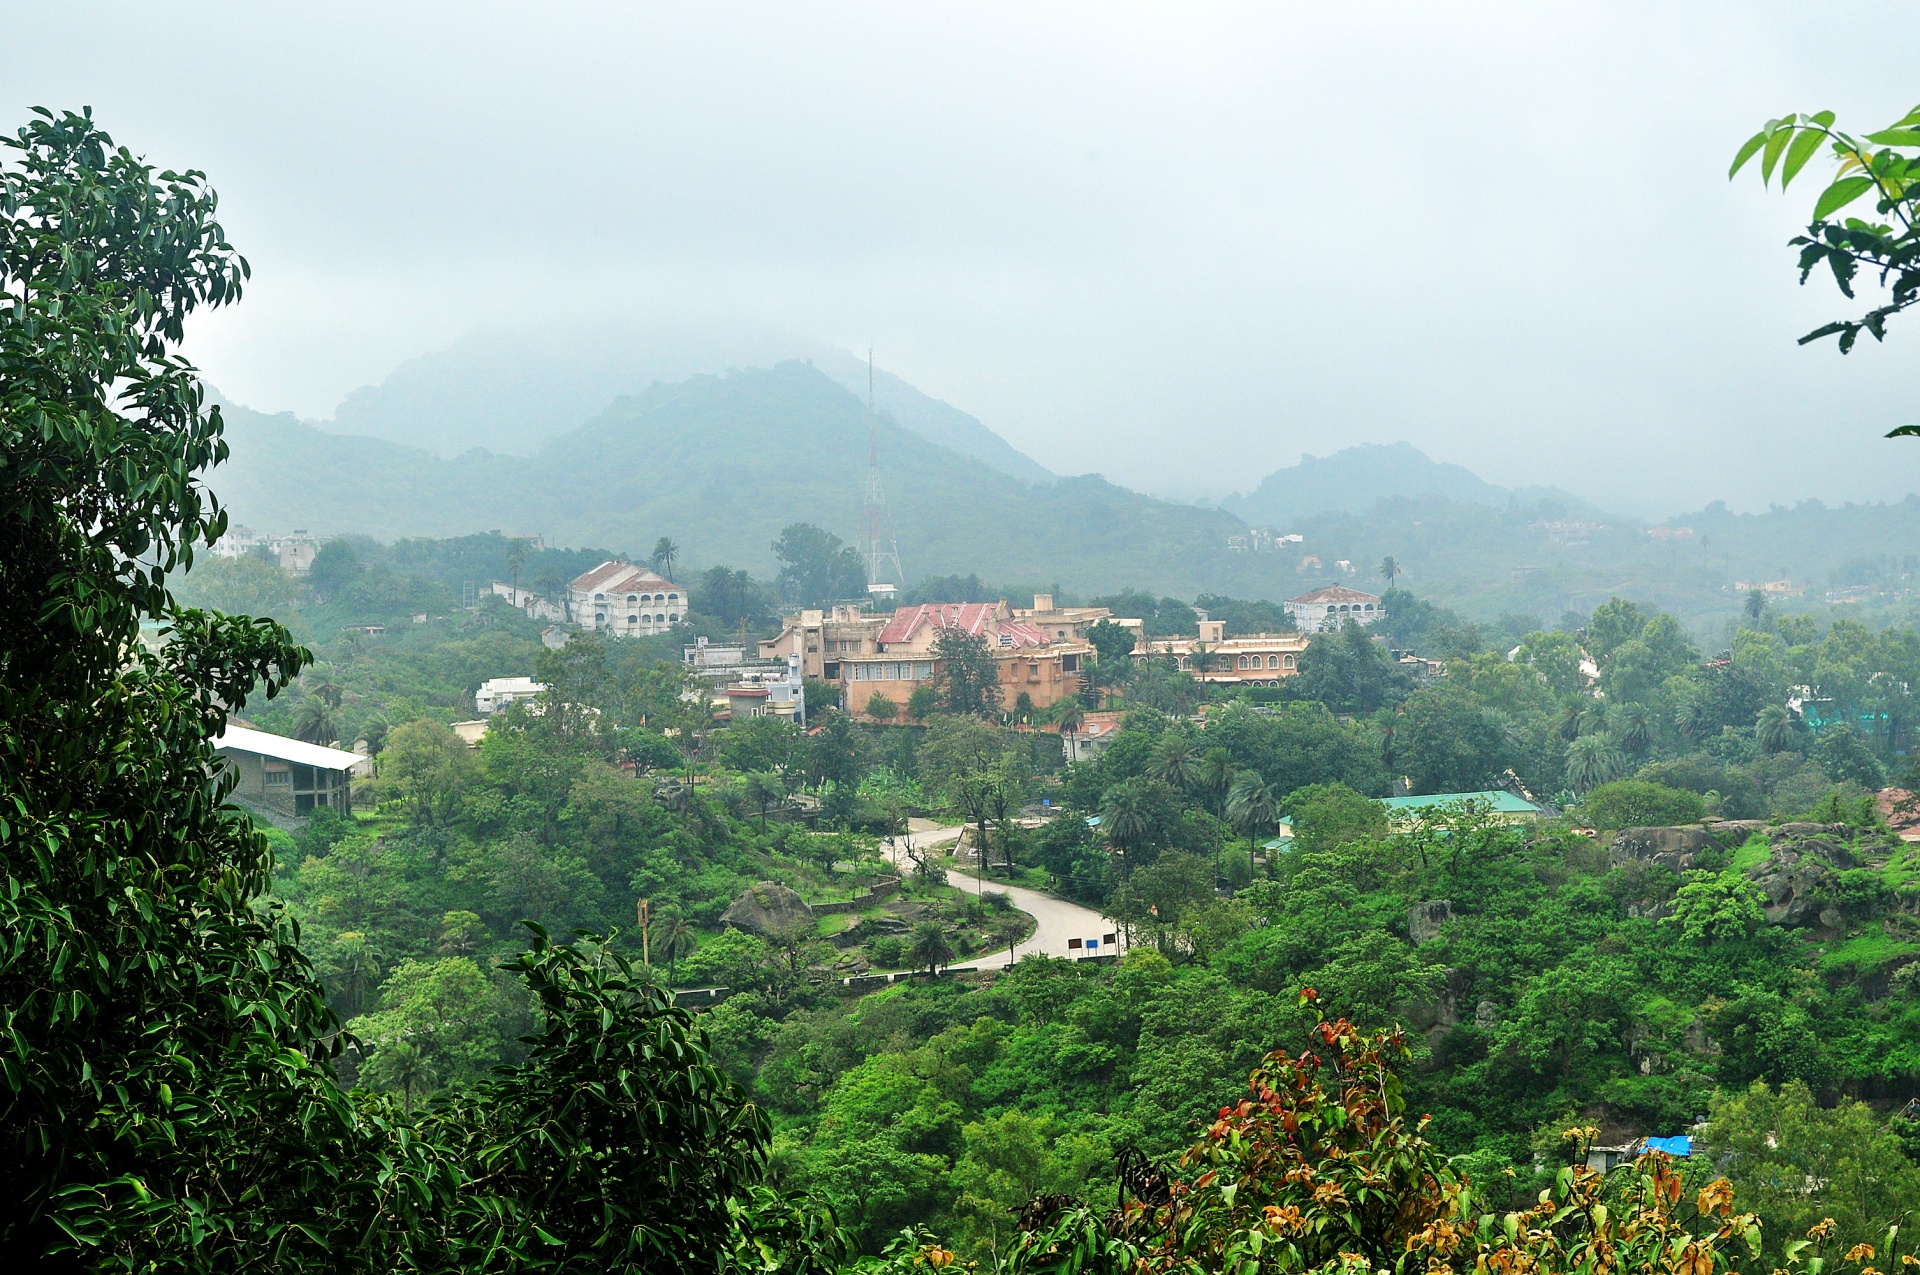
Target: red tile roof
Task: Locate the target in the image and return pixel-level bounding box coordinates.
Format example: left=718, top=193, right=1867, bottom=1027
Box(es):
left=1288, top=584, right=1381, bottom=605
left=877, top=602, right=999, bottom=645
left=570, top=560, right=680, bottom=595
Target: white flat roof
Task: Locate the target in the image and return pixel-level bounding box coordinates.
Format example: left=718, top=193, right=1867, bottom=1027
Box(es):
left=214, top=724, right=364, bottom=770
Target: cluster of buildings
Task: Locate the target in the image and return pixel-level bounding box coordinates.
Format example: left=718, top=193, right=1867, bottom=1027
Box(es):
left=210, top=526, right=319, bottom=574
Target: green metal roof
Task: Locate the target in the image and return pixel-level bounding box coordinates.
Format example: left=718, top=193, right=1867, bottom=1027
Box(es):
left=1379, top=791, right=1543, bottom=815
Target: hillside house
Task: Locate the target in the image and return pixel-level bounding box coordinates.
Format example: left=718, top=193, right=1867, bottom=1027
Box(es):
left=758, top=604, right=888, bottom=681
left=1285, top=584, right=1382, bottom=631
left=838, top=601, right=1090, bottom=717
left=568, top=561, right=685, bottom=636
left=1140, top=619, right=1309, bottom=686
left=1379, top=790, right=1545, bottom=829
left=475, top=676, right=545, bottom=714
left=1008, top=593, right=1117, bottom=642
left=214, top=725, right=360, bottom=818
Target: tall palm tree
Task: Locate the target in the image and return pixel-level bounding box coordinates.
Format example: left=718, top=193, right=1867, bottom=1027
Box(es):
left=1743, top=589, right=1768, bottom=627
left=1564, top=732, right=1628, bottom=792
left=1556, top=699, right=1600, bottom=743
left=1755, top=703, right=1799, bottom=754
left=1197, top=747, right=1235, bottom=816
left=651, top=536, right=680, bottom=581
left=1608, top=701, right=1654, bottom=756
left=293, top=695, right=338, bottom=746
left=654, top=914, right=693, bottom=984
left=1099, top=781, right=1152, bottom=869
left=1147, top=733, right=1200, bottom=792
left=1379, top=556, right=1401, bottom=587
left=1225, top=770, right=1279, bottom=871
left=1052, top=698, right=1085, bottom=759
left=908, top=920, right=955, bottom=975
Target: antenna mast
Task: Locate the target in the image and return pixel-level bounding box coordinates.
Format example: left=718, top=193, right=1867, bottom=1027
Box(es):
left=860, top=346, right=904, bottom=599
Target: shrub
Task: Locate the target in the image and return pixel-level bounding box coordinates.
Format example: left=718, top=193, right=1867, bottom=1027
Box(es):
left=1576, top=779, right=1705, bottom=830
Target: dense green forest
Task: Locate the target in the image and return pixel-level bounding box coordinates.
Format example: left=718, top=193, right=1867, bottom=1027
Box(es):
left=13, top=99, right=1920, bottom=1275
left=157, top=523, right=1920, bottom=1264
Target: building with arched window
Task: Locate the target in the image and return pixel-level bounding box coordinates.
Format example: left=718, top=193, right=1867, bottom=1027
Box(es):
left=1137, top=618, right=1309, bottom=687
left=1284, top=584, right=1383, bottom=632
left=566, top=560, right=686, bottom=636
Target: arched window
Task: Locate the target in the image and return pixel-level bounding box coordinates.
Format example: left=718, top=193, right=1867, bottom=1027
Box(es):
left=1283, top=654, right=1296, bottom=669
left=667, top=593, right=679, bottom=603
left=1267, top=654, right=1280, bottom=669
left=593, top=592, right=605, bottom=601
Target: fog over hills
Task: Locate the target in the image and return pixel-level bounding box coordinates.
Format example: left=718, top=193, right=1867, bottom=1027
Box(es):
left=212, top=354, right=1920, bottom=636
left=312, top=325, right=1054, bottom=487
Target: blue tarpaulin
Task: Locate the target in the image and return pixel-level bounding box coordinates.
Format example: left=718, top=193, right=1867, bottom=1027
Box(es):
left=1643, top=1135, right=1691, bottom=1157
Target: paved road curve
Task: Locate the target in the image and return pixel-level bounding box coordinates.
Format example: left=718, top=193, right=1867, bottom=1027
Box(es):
left=887, top=820, right=1124, bottom=971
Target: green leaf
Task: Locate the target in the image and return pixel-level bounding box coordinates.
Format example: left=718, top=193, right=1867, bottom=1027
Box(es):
left=1730, top=130, right=1769, bottom=178
left=1865, top=128, right=1920, bottom=147
left=1782, top=126, right=1824, bottom=187
left=1813, top=176, right=1875, bottom=221
left=1885, top=424, right=1920, bottom=438
left=1761, top=123, right=1794, bottom=184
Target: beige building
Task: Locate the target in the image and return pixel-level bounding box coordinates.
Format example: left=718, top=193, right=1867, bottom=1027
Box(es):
left=1140, top=618, right=1309, bottom=686
left=568, top=561, right=685, bottom=636
left=839, top=601, right=1090, bottom=717
left=214, top=725, right=360, bottom=818
left=757, top=604, right=888, bottom=681
left=1009, top=593, right=1115, bottom=643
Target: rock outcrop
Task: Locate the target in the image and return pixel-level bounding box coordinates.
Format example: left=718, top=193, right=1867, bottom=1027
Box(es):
left=1609, top=826, right=1716, bottom=872
left=1408, top=900, right=1454, bottom=945
left=721, top=882, right=816, bottom=942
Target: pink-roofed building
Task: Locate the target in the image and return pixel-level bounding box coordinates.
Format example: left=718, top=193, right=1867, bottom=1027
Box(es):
left=839, top=600, right=1091, bottom=718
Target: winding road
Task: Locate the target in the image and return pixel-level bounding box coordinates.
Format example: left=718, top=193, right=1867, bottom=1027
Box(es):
left=886, top=819, right=1125, bottom=971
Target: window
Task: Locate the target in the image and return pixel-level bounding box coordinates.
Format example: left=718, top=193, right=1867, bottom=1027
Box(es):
left=1028, top=662, right=1040, bottom=680
left=265, top=765, right=290, bottom=788
left=914, top=661, right=933, bottom=679
left=1061, top=653, right=1078, bottom=672
left=593, top=592, right=605, bottom=601
left=1267, top=654, right=1280, bottom=669
left=1237, top=655, right=1249, bottom=669
left=667, top=593, right=679, bottom=603
left=1283, top=654, right=1296, bottom=669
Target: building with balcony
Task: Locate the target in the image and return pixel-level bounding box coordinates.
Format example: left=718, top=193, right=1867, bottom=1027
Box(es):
left=568, top=561, right=685, bottom=636
left=1285, top=584, right=1383, bottom=631
left=1139, top=618, right=1309, bottom=686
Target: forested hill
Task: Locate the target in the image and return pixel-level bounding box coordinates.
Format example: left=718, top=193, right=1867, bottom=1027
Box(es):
left=215, top=362, right=1240, bottom=593
left=314, top=326, right=1057, bottom=484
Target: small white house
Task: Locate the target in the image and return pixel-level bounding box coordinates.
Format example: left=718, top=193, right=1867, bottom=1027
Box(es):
left=475, top=676, right=546, bottom=715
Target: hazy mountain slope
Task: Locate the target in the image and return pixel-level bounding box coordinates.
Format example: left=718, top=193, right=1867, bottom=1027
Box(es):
left=216, top=407, right=507, bottom=539
left=808, top=347, right=1055, bottom=486
left=1226, top=442, right=1510, bottom=522
left=218, top=362, right=1231, bottom=593
left=313, top=325, right=1055, bottom=486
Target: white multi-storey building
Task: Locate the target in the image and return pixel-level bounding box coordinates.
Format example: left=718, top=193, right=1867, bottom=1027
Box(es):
left=567, top=561, right=685, bottom=636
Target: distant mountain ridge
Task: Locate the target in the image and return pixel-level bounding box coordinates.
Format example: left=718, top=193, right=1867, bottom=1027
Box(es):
left=304, top=325, right=1055, bottom=487
left=1226, top=442, right=1513, bottom=523
left=214, top=361, right=1226, bottom=593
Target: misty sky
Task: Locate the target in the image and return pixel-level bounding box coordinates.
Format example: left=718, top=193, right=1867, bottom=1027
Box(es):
left=8, top=2, right=1920, bottom=515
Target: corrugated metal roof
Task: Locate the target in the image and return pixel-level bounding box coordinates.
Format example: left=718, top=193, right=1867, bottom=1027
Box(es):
left=214, top=725, right=364, bottom=770
left=1379, top=790, right=1542, bottom=815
